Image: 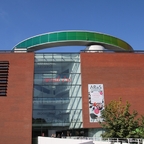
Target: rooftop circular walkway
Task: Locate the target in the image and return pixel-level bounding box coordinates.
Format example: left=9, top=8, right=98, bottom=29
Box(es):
left=13, top=30, right=133, bottom=52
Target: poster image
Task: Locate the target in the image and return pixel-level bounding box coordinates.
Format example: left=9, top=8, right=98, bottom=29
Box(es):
left=88, top=84, right=104, bottom=122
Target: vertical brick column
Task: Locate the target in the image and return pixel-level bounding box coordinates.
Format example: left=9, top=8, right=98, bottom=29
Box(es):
left=80, top=52, right=144, bottom=128
left=0, top=52, right=34, bottom=144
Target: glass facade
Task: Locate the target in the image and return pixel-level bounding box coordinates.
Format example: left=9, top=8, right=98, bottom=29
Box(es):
left=32, top=53, right=83, bottom=137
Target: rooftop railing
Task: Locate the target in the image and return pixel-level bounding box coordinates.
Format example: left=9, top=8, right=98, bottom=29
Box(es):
left=1, top=50, right=144, bottom=53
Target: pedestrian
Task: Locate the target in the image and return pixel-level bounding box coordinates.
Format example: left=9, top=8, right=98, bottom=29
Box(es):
left=61, top=132, right=64, bottom=138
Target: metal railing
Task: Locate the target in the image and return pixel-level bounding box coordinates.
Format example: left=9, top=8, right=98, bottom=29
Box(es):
left=1, top=49, right=144, bottom=53
left=65, top=137, right=143, bottom=144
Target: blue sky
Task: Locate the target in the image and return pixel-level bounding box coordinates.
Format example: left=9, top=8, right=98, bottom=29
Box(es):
left=0, top=0, right=144, bottom=52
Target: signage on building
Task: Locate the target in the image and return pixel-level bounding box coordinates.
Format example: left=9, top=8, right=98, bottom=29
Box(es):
left=88, top=84, right=104, bottom=122
left=44, top=77, right=71, bottom=82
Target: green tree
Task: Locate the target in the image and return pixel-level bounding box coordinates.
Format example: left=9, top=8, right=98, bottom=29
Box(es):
left=132, top=116, right=144, bottom=138
left=99, top=98, right=143, bottom=138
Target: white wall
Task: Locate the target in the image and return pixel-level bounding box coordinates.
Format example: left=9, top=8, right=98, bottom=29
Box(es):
left=38, top=137, right=94, bottom=144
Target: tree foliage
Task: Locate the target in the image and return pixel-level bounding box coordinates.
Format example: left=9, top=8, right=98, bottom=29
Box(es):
left=99, top=98, right=144, bottom=138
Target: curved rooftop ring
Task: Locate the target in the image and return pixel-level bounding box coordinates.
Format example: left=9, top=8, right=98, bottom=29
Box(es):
left=13, top=30, right=133, bottom=52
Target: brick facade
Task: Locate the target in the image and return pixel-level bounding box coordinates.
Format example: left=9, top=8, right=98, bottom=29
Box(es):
left=1, top=51, right=144, bottom=142
left=80, top=52, right=144, bottom=128
left=0, top=52, right=34, bottom=144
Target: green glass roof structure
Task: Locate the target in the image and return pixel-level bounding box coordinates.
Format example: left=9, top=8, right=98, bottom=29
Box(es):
left=13, top=30, right=133, bottom=52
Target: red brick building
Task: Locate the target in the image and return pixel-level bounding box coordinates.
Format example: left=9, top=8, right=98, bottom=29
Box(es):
left=0, top=53, right=34, bottom=144
left=0, top=31, right=143, bottom=144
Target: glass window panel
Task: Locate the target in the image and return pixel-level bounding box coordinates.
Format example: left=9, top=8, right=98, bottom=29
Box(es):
left=34, top=78, right=43, bottom=85
left=34, top=99, right=70, bottom=109
left=34, top=85, right=43, bottom=97
left=40, top=34, right=48, bottom=43
left=52, top=54, right=61, bottom=61
left=35, top=68, right=53, bottom=74
left=118, top=39, right=128, bottom=49
left=70, top=110, right=82, bottom=121
left=35, top=54, right=44, bottom=62
left=71, top=63, right=80, bottom=73
left=69, top=86, right=81, bottom=97
left=87, top=32, right=96, bottom=41
left=76, top=32, right=87, bottom=40
left=67, top=32, right=76, bottom=40
left=58, top=32, right=67, bottom=41
left=43, top=54, right=53, bottom=61
left=70, top=73, right=81, bottom=84
left=103, top=35, right=111, bottom=43
left=61, top=54, right=71, bottom=61
left=26, top=38, right=33, bottom=47
left=34, top=85, right=55, bottom=97
left=33, top=102, right=55, bottom=110
left=71, top=53, right=80, bottom=58
left=17, top=41, right=26, bottom=48
left=49, top=33, right=57, bottom=42
left=55, top=85, right=71, bottom=96
left=33, top=97, right=70, bottom=105
left=95, top=33, right=104, bottom=42
left=33, top=109, right=82, bottom=124
left=52, top=62, right=61, bottom=72
left=67, top=98, right=82, bottom=109
left=111, top=37, right=118, bottom=46
left=32, top=37, right=40, bottom=45
left=69, top=122, right=83, bottom=129
left=53, top=54, right=61, bottom=59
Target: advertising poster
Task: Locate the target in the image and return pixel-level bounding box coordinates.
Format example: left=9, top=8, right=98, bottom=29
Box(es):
left=88, top=84, right=104, bottom=122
